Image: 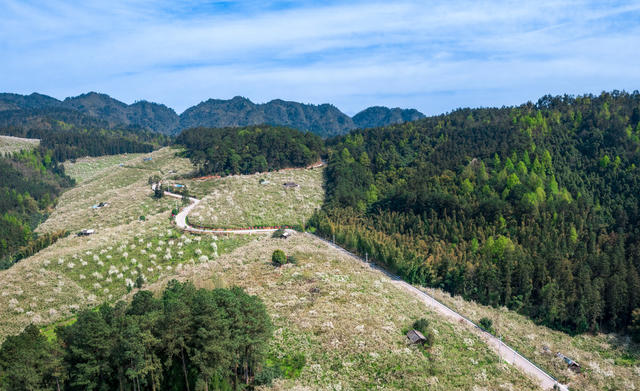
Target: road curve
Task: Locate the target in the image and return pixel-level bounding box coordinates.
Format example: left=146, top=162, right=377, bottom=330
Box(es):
left=154, top=184, right=281, bottom=234
left=155, top=183, right=568, bottom=390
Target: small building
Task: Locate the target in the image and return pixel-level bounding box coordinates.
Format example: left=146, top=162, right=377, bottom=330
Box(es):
left=280, top=230, right=292, bottom=239
left=283, top=182, right=299, bottom=188
left=406, top=329, right=427, bottom=345
left=77, top=229, right=95, bottom=236
left=260, top=179, right=271, bottom=185
left=143, top=157, right=153, bottom=162
left=92, top=202, right=109, bottom=209
left=556, top=352, right=581, bottom=373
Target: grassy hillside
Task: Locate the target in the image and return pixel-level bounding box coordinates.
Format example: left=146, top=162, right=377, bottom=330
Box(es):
left=0, top=149, right=535, bottom=390
left=186, top=167, right=324, bottom=229
left=426, top=287, right=640, bottom=391
left=63, top=153, right=145, bottom=183
left=143, top=233, right=538, bottom=390
left=0, top=135, right=39, bottom=155
left=3, top=147, right=639, bottom=389
left=37, top=148, right=191, bottom=234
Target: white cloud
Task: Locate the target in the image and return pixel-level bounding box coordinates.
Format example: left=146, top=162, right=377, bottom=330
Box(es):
left=1, top=0, right=639, bottom=114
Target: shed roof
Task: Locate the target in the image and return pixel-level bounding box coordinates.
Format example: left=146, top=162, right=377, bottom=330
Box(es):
left=406, top=329, right=427, bottom=344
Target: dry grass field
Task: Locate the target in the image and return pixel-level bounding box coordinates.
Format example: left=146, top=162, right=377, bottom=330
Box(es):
left=39, top=148, right=193, bottom=234
left=0, top=135, right=39, bottom=155
left=185, top=167, right=324, bottom=229
left=144, top=232, right=539, bottom=390
left=63, top=153, right=145, bottom=183
left=425, top=288, right=640, bottom=391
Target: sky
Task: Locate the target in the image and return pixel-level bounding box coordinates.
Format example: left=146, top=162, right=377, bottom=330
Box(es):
left=1, top=0, right=640, bottom=116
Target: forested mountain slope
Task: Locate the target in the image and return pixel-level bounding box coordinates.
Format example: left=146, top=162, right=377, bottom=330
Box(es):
left=0, top=149, right=74, bottom=267
left=180, top=97, right=355, bottom=137
left=352, top=106, right=425, bottom=129
left=0, top=92, right=178, bottom=134
left=177, top=125, right=324, bottom=175
left=0, top=92, right=424, bottom=137
left=311, top=91, right=640, bottom=335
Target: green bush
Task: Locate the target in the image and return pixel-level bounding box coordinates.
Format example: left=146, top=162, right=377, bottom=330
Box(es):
left=272, top=249, right=286, bottom=266
left=479, top=317, right=494, bottom=334
left=254, top=365, right=283, bottom=386
left=412, top=318, right=429, bottom=334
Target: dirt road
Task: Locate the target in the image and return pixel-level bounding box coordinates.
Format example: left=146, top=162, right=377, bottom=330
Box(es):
left=157, top=184, right=568, bottom=390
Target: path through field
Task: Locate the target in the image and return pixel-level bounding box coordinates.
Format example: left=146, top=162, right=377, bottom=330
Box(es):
left=158, top=183, right=568, bottom=391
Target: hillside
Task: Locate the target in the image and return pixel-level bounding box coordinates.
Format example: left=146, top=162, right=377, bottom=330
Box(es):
left=0, top=135, right=39, bottom=155
left=0, top=92, right=424, bottom=137
left=0, top=149, right=540, bottom=390
left=313, top=91, right=640, bottom=337
left=176, top=125, right=324, bottom=176
left=352, top=106, right=425, bottom=129
left=180, top=97, right=355, bottom=137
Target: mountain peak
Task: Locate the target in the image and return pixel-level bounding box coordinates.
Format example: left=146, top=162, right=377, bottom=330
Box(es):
left=0, top=91, right=425, bottom=137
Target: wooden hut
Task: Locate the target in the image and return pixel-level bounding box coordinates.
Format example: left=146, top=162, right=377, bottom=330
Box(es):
left=556, top=352, right=581, bottom=373
left=406, top=329, right=427, bottom=345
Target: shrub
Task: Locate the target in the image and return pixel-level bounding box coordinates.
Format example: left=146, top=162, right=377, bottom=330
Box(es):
left=135, top=273, right=144, bottom=289
left=254, top=365, right=283, bottom=386
left=412, top=318, right=429, bottom=334
left=272, top=249, right=286, bottom=266
left=479, top=317, right=494, bottom=334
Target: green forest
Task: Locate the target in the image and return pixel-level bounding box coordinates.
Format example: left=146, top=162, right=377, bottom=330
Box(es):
left=0, top=126, right=168, bottom=162
left=0, top=149, right=74, bottom=268
left=0, top=281, right=273, bottom=391
left=310, top=91, right=640, bottom=334
left=177, top=125, right=323, bottom=176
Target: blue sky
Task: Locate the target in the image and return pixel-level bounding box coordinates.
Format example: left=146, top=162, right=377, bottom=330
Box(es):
left=1, top=0, right=639, bottom=115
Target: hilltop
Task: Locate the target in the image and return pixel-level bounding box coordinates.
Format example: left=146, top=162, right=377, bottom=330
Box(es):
left=0, top=92, right=424, bottom=137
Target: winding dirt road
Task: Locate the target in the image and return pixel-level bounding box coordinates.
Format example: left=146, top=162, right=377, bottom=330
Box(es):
left=156, top=183, right=569, bottom=391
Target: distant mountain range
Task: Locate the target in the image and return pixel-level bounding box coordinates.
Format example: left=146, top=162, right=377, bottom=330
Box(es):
left=0, top=92, right=424, bottom=137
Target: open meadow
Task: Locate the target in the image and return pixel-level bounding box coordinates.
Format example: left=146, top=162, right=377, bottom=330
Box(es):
left=184, top=167, right=324, bottom=229
left=0, top=135, right=39, bottom=155
left=39, top=147, right=193, bottom=234
left=63, top=153, right=145, bottom=183
left=143, top=232, right=538, bottom=390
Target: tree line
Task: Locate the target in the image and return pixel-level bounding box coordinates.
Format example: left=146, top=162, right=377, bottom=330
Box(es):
left=312, top=91, right=640, bottom=335
left=176, top=125, right=324, bottom=176
left=0, top=281, right=273, bottom=391
left=0, top=126, right=168, bottom=162
left=0, top=149, right=74, bottom=268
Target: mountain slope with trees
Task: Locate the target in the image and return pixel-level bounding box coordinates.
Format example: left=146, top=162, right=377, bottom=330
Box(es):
left=0, top=149, right=74, bottom=267
left=177, top=125, right=324, bottom=176
left=0, top=92, right=424, bottom=137
left=0, top=281, right=273, bottom=391
left=352, top=106, right=425, bottom=129
left=311, top=91, right=640, bottom=335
